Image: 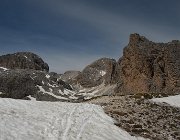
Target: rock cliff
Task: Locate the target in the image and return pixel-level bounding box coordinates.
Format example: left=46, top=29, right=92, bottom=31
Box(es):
left=115, top=33, right=180, bottom=95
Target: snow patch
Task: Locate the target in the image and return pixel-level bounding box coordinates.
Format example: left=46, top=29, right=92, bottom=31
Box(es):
left=37, top=85, right=67, bottom=100
left=46, top=74, right=50, bottom=79
left=27, top=95, right=36, bottom=101
left=0, top=98, right=148, bottom=140
left=100, top=70, right=106, bottom=76
left=47, top=83, right=58, bottom=88
left=151, top=94, right=180, bottom=107
left=0, top=67, right=8, bottom=71
left=78, top=83, right=115, bottom=100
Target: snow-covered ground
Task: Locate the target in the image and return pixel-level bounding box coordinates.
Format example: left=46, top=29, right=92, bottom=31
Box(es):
left=0, top=98, right=147, bottom=140
left=151, top=94, right=180, bottom=107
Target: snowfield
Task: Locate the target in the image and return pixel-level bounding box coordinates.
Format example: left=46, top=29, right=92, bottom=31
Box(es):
left=0, top=98, right=147, bottom=140
left=151, top=94, right=180, bottom=107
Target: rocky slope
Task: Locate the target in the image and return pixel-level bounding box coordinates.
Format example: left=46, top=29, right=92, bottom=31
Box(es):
left=114, top=33, right=180, bottom=95
left=0, top=68, right=77, bottom=101
left=0, top=52, right=49, bottom=72
left=74, top=58, right=116, bottom=88
left=87, top=95, right=180, bottom=140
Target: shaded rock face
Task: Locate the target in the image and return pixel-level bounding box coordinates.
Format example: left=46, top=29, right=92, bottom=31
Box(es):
left=115, top=33, right=180, bottom=94
left=60, top=71, right=81, bottom=83
left=0, top=69, right=73, bottom=101
left=0, top=52, right=49, bottom=72
left=75, top=58, right=116, bottom=88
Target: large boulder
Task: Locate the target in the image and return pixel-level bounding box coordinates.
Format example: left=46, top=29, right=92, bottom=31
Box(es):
left=0, top=52, right=49, bottom=72
left=75, top=58, right=116, bottom=88
left=115, top=33, right=180, bottom=95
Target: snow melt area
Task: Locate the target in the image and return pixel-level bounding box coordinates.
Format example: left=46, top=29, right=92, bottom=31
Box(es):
left=0, top=67, right=8, bottom=71
left=0, top=98, right=147, bottom=140
left=151, top=94, right=180, bottom=108
left=27, top=95, right=36, bottom=101
left=37, top=85, right=67, bottom=100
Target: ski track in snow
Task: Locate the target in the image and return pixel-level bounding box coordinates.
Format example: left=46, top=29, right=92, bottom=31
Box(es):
left=61, top=106, right=77, bottom=140
left=0, top=98, right=148, bottom=140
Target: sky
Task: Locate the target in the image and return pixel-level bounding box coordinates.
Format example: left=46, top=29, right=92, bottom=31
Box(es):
left=0, top=0, right=179, bottom=73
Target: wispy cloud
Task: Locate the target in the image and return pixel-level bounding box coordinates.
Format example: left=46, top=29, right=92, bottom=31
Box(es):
left=39, top=0, right=180, bottom=42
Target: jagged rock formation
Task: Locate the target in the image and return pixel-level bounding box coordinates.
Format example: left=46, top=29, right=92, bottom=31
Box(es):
left=114, top=33, right=180, bottom=95
left=0, top=52, right=49, bottom=72
left=75, top=58, right=116, bottom=88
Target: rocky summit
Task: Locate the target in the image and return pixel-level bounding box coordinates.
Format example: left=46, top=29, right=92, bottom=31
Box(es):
left=75, top=58, right=116, bottom=88
left=0, top=52, right=49, bottom=72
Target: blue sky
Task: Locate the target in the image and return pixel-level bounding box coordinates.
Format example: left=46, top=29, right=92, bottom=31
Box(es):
left=0, top=0, right=179, bottom=73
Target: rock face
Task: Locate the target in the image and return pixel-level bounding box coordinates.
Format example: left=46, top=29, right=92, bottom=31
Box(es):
left=115, top=33, right=180, bottom=95
left=0, top=69, right=75, bottom=101
left=75, top=58, right=116, bottom=88
left=60, top=71, right=81, bottom=83
left=0, top=52, right=49, bottom=72
left=0, top=52, right=81, bottom=102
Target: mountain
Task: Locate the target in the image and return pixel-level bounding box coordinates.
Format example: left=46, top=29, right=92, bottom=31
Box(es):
left=62, top=33, right=180, bottom=97
left=0, top=34, right=179, bottom=140
left=0, top=52, right=49, bottom=72
left=114, top=33, right=180, bottom=95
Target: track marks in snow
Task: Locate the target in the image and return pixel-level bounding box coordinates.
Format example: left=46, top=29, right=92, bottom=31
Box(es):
left=0, top=98, right=148, bottom=140
left=61, top=106, right=78, bottom=140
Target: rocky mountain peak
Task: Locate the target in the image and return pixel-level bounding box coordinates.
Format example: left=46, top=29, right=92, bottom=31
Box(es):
left=129, top=33, right=148, bottom=45
left=115, top=34, right=180, bottom=95
left=0, top=52, right=49, bottom=72
left=74, top=58, right=116, bottom=88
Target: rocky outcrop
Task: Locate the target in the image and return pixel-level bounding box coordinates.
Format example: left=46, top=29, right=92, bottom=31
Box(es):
left=0, top=51, right=80, bottom=101
left=75, top=58, right=116, bottom=88
left=0, top=52, right=49, bottom=72
left=115, top=33, right=180, bottom=95
left=0, top=69, right=76, bottom=101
